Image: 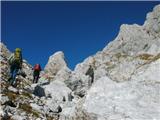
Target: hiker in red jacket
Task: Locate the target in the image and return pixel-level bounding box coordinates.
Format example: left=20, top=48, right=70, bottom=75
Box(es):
left=33, top=64, right=41, bottom=83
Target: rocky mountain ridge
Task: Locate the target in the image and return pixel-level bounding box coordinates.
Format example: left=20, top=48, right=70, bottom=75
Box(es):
left=0, top=4, right=160, bottom=120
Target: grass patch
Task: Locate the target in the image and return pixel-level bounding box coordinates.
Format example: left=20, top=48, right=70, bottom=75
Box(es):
left=105, top=62, right=112, bottom=66
left=46, top=116, right=56, bottom=120
left=46, top=114, right=58, bottom=120
left=136, top=53, right=160, bottom=70
left=107, top=64, right=116, bottom=70
left=4, top=91, right=17, bottom=100
left=115, top=53, right=128, bottom=59
left=19, top=103, right=40, bottom=118
left=151, top=53, right=160, bottom=62
left=137, top=53, right=154, bottom=60
left=142, top=53, right=160, bottom=65
left=105, top=61, right=116, bottom=70
left=21, top=92, right=32, bottom=99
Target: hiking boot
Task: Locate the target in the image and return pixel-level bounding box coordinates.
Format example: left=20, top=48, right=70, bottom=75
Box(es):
left=11, top=82, right=17, bottom=88
left=8, top=77, right=12, bottom=83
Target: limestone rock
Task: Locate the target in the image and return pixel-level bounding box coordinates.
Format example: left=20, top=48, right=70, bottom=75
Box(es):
left=59, top=4, right=160, bottom=119
left=143, top=4, right=160, bottom=38
left=83, top=58, right=160, bottom=119
left=44, top=51, right=70, bottom=80
left=43, top=80, right=72, bottom=102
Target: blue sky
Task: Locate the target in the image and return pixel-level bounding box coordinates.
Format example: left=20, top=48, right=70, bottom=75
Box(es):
left=1, top=1, right=159, bottom=70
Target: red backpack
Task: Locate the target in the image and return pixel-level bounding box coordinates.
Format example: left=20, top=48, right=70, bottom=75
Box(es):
left=34, top=64, right=41, bottom=71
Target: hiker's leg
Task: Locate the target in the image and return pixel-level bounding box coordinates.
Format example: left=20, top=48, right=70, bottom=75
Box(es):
left=9, top=65, right=14, bottom=79
left=33, top=75, right=36, bottom=83
left=88, top=77, right=91, bottom=87
left=33, top=71, right=36, bottom=83
left=35, top=76, right=37, bottom=83
left=9, top=65, right=15, bottom=84
left=10, top=68, right=16, bottom=85
left=36, top=72, right=40, bottom=83
left=36, top=75, right=39, bottom=83
left=91, top=74, right=94, bottom=84
left=11, top=67, right=19, bottom=85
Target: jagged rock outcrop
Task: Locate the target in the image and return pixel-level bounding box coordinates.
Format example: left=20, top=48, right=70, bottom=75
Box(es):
left=83, top=59, right=160, bottom=119
left=69, top=4, right=160, bottom=84
left=81, top=56, right=160, bottom=120
left=0, top=43, right=11, bottom=83
left=64, top=56, right=96, bottom=98
left=143, top=5, right=160, bottom=38
left=60, top=4, right=160, bottom=119
left=44, top=51, right=71, bottom=81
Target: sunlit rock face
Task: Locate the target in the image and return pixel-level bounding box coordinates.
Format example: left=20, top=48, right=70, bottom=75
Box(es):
left=60, top=4, right=160, bottom=120
left=44, top=51, right=68, bottom=76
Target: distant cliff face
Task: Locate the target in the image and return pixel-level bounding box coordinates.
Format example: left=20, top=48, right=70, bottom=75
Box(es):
left=59, top=4, right=160, bottom=120
left=1, top=4, right=160, bottom=120
left=74, top=4, right=160, bottom=83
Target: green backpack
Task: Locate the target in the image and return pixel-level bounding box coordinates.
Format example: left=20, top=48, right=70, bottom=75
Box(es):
left=14, top=51, right=22, bottom=64
left=9, top=48, right=22, bottom=65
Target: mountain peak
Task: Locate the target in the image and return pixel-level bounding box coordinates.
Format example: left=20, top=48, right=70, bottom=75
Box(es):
left=50, top=51, right=64, bottom=58
left=44, top=51, right=69, bottom=78
left=143, top=4, right=160, bottom=38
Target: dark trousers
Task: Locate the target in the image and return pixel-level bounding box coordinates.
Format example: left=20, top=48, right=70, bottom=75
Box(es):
left=33, top=70, right=40, bottom=83
left=9, top=64, right=20, bottom=85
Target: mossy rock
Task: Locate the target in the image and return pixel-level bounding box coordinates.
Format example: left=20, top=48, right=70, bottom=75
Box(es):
left=19, top=103, right=40, bottom=118
left=151, top=53, right=160, bottom=62
left=137, top=53, right=160, bottom=68
left=107, top=64, right=116, bottom=70
left=115, top=53, right=128, bottom=59
left=4, top=91, right=17, bottom=101
left=105, top=62, right=112, bottom=66
left=137, top=53, right=154, bottom=60
left=46, top=114, right=59, bottom=120
left=20, top=92, right=32, bottom=99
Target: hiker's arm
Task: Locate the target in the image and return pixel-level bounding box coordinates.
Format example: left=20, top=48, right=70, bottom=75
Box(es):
left=40, top=66, right=42, bottom=71
left=20, top=54, right=23, bottom=69
left=32, top=65, right=34, bottom=70
left=19, top=63, right=22, bottom=69
left=7, top=54, right=13, bottom=64
left=85, top=69, right=90, bottom=75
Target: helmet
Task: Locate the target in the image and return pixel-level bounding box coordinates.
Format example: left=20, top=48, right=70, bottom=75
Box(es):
left=15, top=48, right=21, bottom=52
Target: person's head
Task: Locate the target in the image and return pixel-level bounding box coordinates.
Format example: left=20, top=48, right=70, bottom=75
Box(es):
left=89, top=65, right=92, bottom=68
left=35, top=64, right=41, bottom=67
left=15, top=48, right=21, bottom=52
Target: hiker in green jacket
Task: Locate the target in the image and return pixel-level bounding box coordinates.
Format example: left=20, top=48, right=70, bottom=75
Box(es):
left=85, top=65, right=94, bottom=86
left=8, top=48, right=23, bottom=87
